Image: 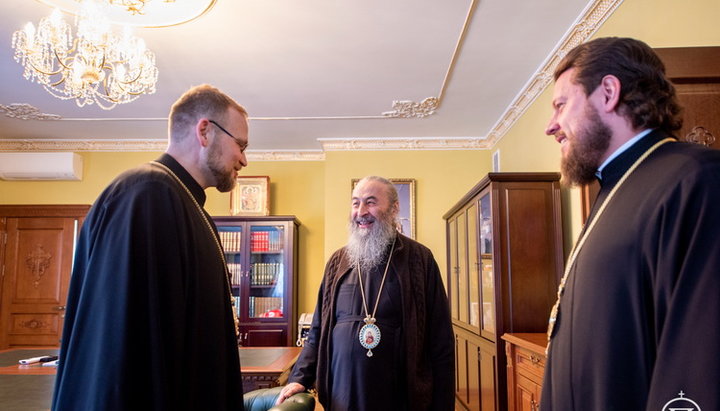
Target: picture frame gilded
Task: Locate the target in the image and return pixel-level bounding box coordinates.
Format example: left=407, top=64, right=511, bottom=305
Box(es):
left=231, top=176, right=270, bottom=216
left=351, top=178, right=416, bottom=239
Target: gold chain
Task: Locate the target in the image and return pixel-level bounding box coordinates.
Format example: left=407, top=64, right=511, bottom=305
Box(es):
left=357, top=237, right=396, bottom=322
left=150, top=161, right=240, bottom=337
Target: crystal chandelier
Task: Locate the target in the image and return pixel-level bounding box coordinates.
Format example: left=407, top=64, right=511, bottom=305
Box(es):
left=11, top=0, right=158, bottom=110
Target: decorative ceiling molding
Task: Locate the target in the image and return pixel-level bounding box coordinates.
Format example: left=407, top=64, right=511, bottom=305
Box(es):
left=382, top=97, right=440, bottom=119
left=0, top=139, right=167, bottom=152
left=484, top=0, right=624, bottom=146
left=0, top=103, right=62, bottom=121
left=0, top=137, right=487, bottom=155
left=249, top=151, right=325, bottom=161
left=319, top=137, right=489, bottom=151
left=0, top=139, right=325, bottom=160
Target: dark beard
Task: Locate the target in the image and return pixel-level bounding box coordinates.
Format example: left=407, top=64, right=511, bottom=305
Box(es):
left=346, top=209, right=398, bottom=272
left=560, top=105, right=612, bottom=187
left=206, top=138, right=236, bottom=193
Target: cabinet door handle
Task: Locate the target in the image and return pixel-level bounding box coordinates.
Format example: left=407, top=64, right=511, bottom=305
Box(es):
left=54, top=306, right=66, bottom=311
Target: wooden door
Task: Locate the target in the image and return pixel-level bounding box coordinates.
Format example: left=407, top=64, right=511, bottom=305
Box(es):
left=0, top=205, right=89, bottom=348
left=655, top=46, right=720, bottom=149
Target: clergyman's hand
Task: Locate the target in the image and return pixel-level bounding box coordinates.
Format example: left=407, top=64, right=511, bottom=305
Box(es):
left=275, top=382, right=306, bottom=405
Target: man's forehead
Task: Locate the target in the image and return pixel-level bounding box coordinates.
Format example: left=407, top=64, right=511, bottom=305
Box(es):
left=352, top=181, right=388, bottom=199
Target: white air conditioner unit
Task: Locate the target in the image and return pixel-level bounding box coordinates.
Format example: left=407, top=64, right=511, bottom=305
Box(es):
left=0, top=152, right=83, bottom=181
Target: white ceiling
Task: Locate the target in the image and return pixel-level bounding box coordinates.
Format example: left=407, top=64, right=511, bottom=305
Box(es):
left=0, top=0, right=618, bottom=156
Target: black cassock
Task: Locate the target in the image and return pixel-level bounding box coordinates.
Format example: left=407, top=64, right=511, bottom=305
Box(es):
left=52, top=154, right=243, bottom=411
left=542, top=130, right=720, bottom=410
left=292, top=261, right=406, bottom=411
left=329, top=264, right=406, bottom=411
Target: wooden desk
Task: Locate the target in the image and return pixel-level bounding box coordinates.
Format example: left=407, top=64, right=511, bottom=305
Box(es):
left=0, top=346, right=302, bottom=410
left=239, top=346, right=302, bottom=392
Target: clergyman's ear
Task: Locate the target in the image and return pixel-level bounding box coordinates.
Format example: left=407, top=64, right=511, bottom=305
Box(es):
left=599, top=74, right=622, bottom=113
left=195, top=118, right=212, bottom=147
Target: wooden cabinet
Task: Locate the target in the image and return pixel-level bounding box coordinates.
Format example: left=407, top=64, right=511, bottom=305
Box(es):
left=502, top=333, right=547, bottom=411
left=213, top=216, right=299, bottom=347
left=444, top=173, right=563, bottom=410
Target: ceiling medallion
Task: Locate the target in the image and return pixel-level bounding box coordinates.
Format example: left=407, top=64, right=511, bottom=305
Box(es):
left=0, top=103, right=62, bottom=121
left=37, top=0, right=217, bottom=27
left=382, top=97, right=439, bottom=118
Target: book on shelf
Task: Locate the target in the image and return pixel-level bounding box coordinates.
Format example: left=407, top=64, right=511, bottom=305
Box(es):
left=220, top=230, right=242, bottom=253
left=227, top=262, right=243, bottom=286
left=232, top=296, right=241, bottom=316
left=250, top=230, right=284, bottom=252
left=250, top=263, right=283, bottom=286
left=248, top=296, right=283, bottom=318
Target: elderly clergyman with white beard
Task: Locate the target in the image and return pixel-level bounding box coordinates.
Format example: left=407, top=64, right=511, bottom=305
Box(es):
left=276, top=176, right=455, bottom=411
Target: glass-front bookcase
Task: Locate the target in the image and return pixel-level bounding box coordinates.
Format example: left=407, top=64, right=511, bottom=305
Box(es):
left=214, top=215, right=299, bottom=347
left=444, top=173, right=564, bottom=411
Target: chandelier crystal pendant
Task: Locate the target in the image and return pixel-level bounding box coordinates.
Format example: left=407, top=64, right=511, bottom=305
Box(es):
left=12, top=0, right=159, bottom=110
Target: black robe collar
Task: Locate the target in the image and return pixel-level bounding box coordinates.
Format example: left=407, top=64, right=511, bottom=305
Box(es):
left=597, top=129, right=674, bottom=190
left=586, top=130, right=675, bottom=225
left=155, top=153, right=207, bottom=207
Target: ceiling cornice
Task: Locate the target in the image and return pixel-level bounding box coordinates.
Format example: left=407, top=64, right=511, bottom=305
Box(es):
left=0, top=137, right=488, bottom=157
left=484, top=0, right=624, bottom=146
left=319, top=137, right=489, bottom=151
left=0, top=138, right=326, bottom=161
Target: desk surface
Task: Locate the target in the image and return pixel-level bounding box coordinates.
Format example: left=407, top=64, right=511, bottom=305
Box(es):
left=0, top=346, right=301, bottom=375
left=0, top=346, right=302, bottom=411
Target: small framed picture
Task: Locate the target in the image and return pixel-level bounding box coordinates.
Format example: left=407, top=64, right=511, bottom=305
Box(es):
left=351, top=178, right=416, bottom=239
left=231, top=176, right=270, bottom=216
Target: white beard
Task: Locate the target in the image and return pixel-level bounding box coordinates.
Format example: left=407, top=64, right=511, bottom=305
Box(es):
left=346, top=211, right=397, bottom=273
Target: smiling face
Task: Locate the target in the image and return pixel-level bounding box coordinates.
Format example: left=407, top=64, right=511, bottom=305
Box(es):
left=347, top=178, right=399, bottom=271
left=546, top=68, right=612, bottom=186
left=350, top=179, right=398, bottom=233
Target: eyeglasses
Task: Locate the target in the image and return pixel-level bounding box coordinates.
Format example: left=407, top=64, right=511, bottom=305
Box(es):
left=209, top=119, right=247, bottom=152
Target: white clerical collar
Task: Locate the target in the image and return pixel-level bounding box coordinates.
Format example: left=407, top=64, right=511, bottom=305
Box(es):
left=596, top=128, right=654, bottom=180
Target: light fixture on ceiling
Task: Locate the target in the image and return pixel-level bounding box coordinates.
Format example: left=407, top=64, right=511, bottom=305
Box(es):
left=108, top=0, right=174, bottom=16
left=11, top=0, right=159, bottom=110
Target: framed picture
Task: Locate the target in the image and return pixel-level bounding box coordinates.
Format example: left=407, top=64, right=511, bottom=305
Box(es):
left=351, top=178, right=416, bottom=239
left=231, top=176, right=270, bottom=216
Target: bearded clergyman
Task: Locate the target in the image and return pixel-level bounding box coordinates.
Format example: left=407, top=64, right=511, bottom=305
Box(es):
left=275, top=176, right=455, bottom=411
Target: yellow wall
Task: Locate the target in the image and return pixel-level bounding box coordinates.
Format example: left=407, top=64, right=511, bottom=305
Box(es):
left=496, top=0, right=720, bottom=246
left=0, top=150, right=489, bottom=314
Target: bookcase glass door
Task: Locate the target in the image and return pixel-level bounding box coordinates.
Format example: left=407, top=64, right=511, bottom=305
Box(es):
left=467, top=202, right=481, bottom=329
left=248, top=224, right=285, bottom=319
left=219, top=225, right=243, bottom=315
left=479, top=193, right=496, bottom=340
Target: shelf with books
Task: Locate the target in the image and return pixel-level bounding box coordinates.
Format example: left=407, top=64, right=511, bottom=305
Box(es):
left=213, top=216, right=299, bottom=347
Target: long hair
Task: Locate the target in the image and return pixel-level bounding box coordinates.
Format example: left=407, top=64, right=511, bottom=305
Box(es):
left=554, top=37, right=682, bottom=134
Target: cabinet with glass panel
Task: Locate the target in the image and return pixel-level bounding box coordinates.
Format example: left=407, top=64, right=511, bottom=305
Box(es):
left=214, top=215, right=299, bottom=347
left=444, top=173, right=563, bottom=411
